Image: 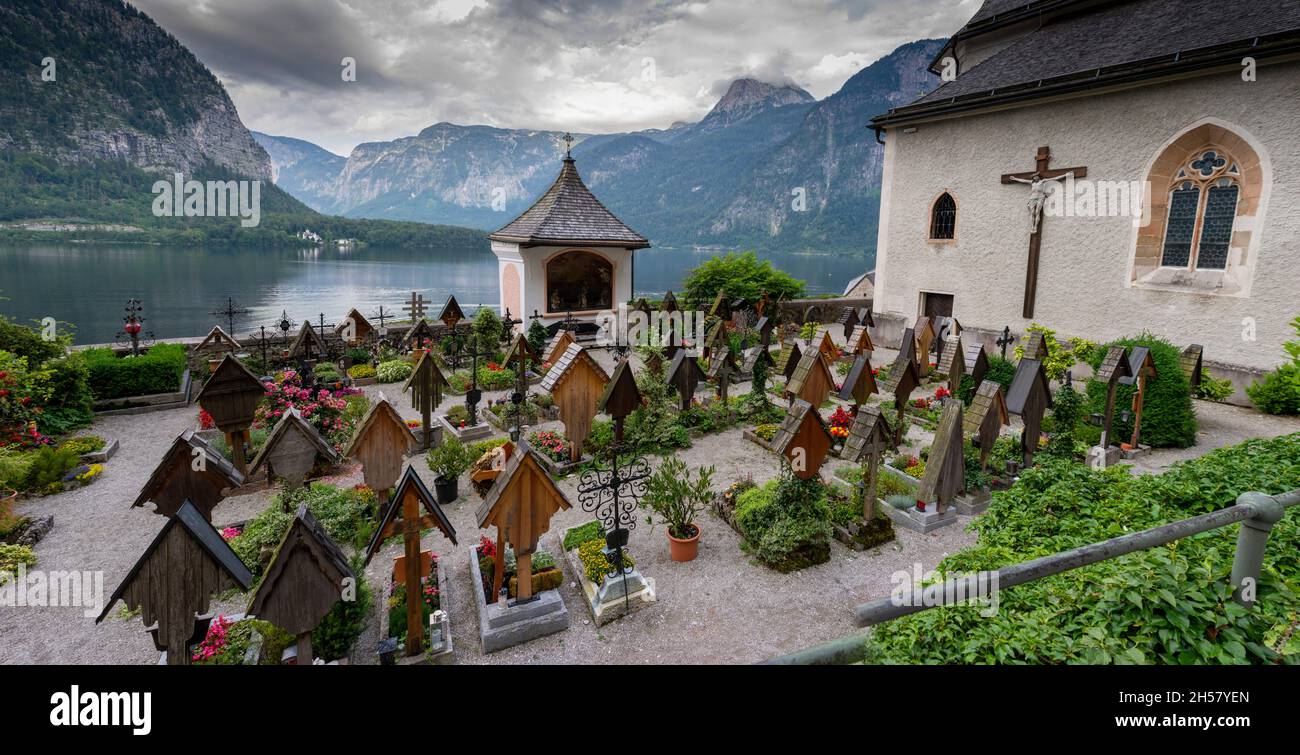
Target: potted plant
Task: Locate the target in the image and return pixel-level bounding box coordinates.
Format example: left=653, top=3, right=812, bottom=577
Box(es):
left=1, top=487, right=17, bottom=528
left=426, top=438, right=472, bottom=504
left=641, top=456, right=715, bottom=562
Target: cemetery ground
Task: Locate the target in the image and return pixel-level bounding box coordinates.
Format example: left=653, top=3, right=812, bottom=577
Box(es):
left=4, top=342, right=1298, bottom=665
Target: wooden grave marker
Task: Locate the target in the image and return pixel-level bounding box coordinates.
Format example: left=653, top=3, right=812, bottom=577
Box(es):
left=193, top=326, right=241, bottom=357
left=965, top=342, right=990, bottom=388
left=336, top=308, right=375, bottom=346
left=842, top=405, right=890, bottom=520
left=878, top=351, right=921, bottom=447
left=1006, top=357, right=1053, bottom=466
left=847, top=324, right=874, bottom=356
left=913, top=317, right=935, bottom=374
left=836, top=306, right=860, bottom=340
left=707, top=346, right=738, bottom=405
left=811, top=326, right=838, bottom=363
left=401, top=318, right=437, bottom=352
left=194, top=354, right=266, bottom=474
left=96, top=500, right=253, bottom=665
left=289, top=320, right=328, bottom=361
left=917, top=399, right=965, bottom=513
left=660, top=290, right=678, bottom=313
left=1119, top=346, right=1158, bottom=448
left=742, top=344, right=775, bottom=375
left=476, top=447, right=571, bottom=603
left=364, top=465, right=458, bottom=656
left=963, top=380, right=1009, bottom=471
left=133, top=430, right=244, bottom=521
left=936, top=332, right=965, bottom=397
left=775, top=341, right=802, bottom=383
left=786, top=349, right=835, bottom=408
left=1020, top=330, right=1047, bottom=361
left=343, top=393, right=420, bottom=506
left=248, top=407, right=340, bottom=491
left=247, top=504, right=354, bottom=666
left=703, top=320, right=728, bottom=361
left=771, top=399, right=832, bottom=480
left=1094, top=345, right=1132, bottom=450
left=837, top=353, right=878, bottom=406
left=665, top=350, right=706, bottom=412
left=437, top=294, right=465, bottom=329
left=1181, top=344, right=1204, bottom=393
left=598, top=357, right=643, bottom=445
left=543, top=329, right=577, bottom=366
left=539, top=343, right=610, bottom=461
left=403, top=351, right=447, bottom=448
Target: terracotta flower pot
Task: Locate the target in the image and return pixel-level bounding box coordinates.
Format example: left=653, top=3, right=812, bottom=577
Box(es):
left=1, top=488, right=17, bottom=528
left=667, top=523, right=701, bottom=562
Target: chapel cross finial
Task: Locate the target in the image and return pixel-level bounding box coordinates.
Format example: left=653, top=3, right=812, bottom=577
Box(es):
left=562, top=132, right=574, bottom=159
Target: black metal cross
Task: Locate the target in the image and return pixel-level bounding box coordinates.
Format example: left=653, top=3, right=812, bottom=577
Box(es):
left=371, top=305, right=394, bottom=333
left=211, top=297, right=251, bottom=335
left=996, top=326, right=1015, bottom=359
left=276, top=310, right=294, bottom=343
left=501, top=308, right=521, bottom=346
left=576, top=450, right=651, bottom=611
left=315, top=312, right=335, bottom=340
left=462, top=332, right=490, bottom=427
left=247, top=325, right=272, bottom=370
left=562, top=132, right=575, bottom=158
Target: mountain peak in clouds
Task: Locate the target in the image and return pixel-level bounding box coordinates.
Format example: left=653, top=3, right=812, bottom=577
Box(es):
left=703, top=78, right=815, bottom=124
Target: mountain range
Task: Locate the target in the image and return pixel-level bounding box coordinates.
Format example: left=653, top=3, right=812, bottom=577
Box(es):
left=256, top=38, right=943, bottom=258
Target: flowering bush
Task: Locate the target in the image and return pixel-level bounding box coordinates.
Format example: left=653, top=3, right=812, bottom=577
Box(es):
left=375, top=360, right=413, bottom=383
left=911, top=397, right=933, bottom=410
left=198, top=408, right=215, bottom=430
left=254, top=370, right=361, bottom=448
left=0, top=356, right=44, bottom=449
left=934, top=386, right=952, bottom=400
left=477, top=534, right=497, bottom=559
left=529, top=430, right=571, bottom=463
left=220, top=526, right=242, bottom=541
left=191, top=615, right=234, bottom=663
left=347, top=364, right=376, bottom=379
left=827, top=406, right=853, bottom=431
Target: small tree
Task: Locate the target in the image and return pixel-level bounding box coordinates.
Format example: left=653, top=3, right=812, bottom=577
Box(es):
left=526, top=318, right=549, bottom=358
left=472, top=307, right=504, bottom=355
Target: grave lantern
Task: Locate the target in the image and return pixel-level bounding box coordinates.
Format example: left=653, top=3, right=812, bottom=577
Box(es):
left=97, top=500, right=252, bottom=665
left=194, top=354, right=266, bottom=474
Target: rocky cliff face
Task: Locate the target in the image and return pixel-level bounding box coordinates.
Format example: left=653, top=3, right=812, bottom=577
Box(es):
left=0, top=0, right=271, bottom=180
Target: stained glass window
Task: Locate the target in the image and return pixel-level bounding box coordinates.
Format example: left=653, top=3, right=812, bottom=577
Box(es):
left=929, top=193, right=956, bottom=239
left=1196, top=183, right=1238, bottom=270
left=1160, top=183, right=1200, bottom=267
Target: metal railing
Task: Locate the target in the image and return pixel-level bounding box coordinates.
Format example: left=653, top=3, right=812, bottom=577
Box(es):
left=766, top=489, right=1300, bottom=665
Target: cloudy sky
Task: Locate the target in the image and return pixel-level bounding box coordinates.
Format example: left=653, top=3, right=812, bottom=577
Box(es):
left=132, top=0, right=977, bottom=155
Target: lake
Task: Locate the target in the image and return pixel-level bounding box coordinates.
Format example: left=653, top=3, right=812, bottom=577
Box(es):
left=0, top=243, right=869, bottom=344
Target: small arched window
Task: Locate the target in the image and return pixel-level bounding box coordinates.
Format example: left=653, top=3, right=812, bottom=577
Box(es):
left=929, top=192, right=956, bottom=240
left=1159, top=150, right=1240, bottom=270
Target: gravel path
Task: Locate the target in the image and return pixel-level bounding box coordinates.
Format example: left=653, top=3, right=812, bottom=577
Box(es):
left=3, top=344, right=1296, bottom=665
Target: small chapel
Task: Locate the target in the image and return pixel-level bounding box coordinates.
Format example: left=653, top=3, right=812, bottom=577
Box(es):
left=488, top=136, right=650, bottom=332
left=865, top=0, right=1299, bottom=397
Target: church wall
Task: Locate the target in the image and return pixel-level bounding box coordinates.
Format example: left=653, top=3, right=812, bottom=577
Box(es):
left=491, top=242, right=631, bottom=326
left=875, top=63, right=1300, bottom=375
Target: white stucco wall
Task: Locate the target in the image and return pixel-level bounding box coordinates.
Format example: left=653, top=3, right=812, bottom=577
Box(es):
left=875, top=63, right=1300, bottom=371
left=490, top=241, right=632, bottom=327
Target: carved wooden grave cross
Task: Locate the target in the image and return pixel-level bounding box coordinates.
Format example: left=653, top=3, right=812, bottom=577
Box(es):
left=1001, top=146, right=1088, bottom=318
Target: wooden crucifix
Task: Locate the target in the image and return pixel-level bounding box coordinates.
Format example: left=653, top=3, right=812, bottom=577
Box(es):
left=364, top=465, right=457, bottom=656
left=842, top=406, right=890, bottom=520
left=403, top=351, right=447, bottom=449
left=1001, top=146, right=1087, bottom=319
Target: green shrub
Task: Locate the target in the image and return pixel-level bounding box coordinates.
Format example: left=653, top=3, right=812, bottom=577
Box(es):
left=445, top=403, right=469, bottom=424
left=564, top=520, right=604, bottom=551
left=866, top=435, right=1300, bottom=664
left=734, top=477, right=832, bottom=572
left=0, top=447, right=35, bottom=492
left=22, top=445, right=80, bottom=494
left=346, top=347, right=372, bottom=364
left=229, top=506, right=294, bottom=576
left=577, top=538, right=635, bottom=585
left=58, top=436, right=105, bottom=455
left=0, top=543, right=37, bottom=583
left=0, top=316, right=66, bottom=366
left=681, top=251, right=805, bottom=304
left=1085, top=333, right=1195, bottom=448
left=313, top=557, right=373, bottom=662
left=959, top=356, right=1016, bottom=403
left=526, top=318, right=549, bottom=356
left=375, top=360, right=412, bottom=383
left=472, top=307, right=504, bottom=354
left=1013, top=324, right=1096, bottom=381
left=1247, top=315, right=1300, bottom=415
left=1193, top=370, right=1236, bottom=403
left=426, top=437, right=472, bottom=481
left=82, top=343, right=187, bottom=399
left=273, top=483, right=376, bottom=549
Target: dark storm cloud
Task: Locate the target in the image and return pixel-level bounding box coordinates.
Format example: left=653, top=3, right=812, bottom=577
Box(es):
left=129, top=0, right=977, bottom=154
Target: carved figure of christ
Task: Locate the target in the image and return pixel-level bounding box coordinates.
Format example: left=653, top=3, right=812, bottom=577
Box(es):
left=1000, top=146, right=1088, bottom=319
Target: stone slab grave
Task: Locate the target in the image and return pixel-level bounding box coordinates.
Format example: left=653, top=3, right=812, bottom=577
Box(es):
left=561, top=523, right=657, bottom=626
left=438, top=413, right=494, bottom=442
left=468, top=549, right=569, bottom=653
left=879, top=463, right=959, bottom=533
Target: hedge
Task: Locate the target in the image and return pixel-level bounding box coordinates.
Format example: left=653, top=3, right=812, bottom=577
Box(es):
left=1085, top=333, right=1196, bottom=448
left=82, top=343, right=187, bottom=400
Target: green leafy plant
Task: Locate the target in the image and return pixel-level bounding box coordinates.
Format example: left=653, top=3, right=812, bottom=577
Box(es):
left=526, top=318, right=549, bottom=357
left=82, top=343, right=187, bottom=399
left=1013, top=324, right=1096, bottom=381
left=426, top=438, right=472, bottom=481
left=0, top=543, right=37, bottom=584
left=375, top=360, right=413, bottom=383
left=564, top=520, right=605, bottom=551
left=734, top=475, right=832, bottom=572
left=1246, top=316, right=1300, bottom=415
left=641, top=456, right=715, bottom=539
left=1193, top=370, right=1236, bottom=403
left=577, top=538, right=636, bottom=585
left=681, top=251, right=805, bottom=304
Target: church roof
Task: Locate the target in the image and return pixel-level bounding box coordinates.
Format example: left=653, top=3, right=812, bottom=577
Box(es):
left=489, top=157, right=650, bottom=249
left=875, top=0, right=1300, bottom=127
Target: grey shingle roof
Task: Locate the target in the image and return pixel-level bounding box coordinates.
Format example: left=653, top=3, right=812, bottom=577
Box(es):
left=489, top=157, right=650, bottom=248
left=879, top=0, right=1300, bottom=125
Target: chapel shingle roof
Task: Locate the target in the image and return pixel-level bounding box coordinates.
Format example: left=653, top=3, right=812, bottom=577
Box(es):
left=875, top=0, right=1300, bottom=127
left=489, top=157, right=650, bottom=248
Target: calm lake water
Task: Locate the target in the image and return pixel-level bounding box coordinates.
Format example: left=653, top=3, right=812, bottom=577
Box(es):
left=0, top=243, right=869, bottom=344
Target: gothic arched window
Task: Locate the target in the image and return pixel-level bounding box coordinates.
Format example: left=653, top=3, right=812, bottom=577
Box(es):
left=929, top=192, right=956, bottom=240
left=1159, top=150, right=1241, bottom=270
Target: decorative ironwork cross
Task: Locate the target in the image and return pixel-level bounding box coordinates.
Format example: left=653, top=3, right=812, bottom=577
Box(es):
left=276, top=310, right=294, bottom=342
left=403, top=292, right=429, bottom=322
left=247, top=325, right=272, bottom=370
left=315, top=312, right=335, bottom=342
left=211, top=297, right=251, bottom=335
left=501, top=308, right=521, bottom=345
left=562, top=132, right=575, bottom=158
left=115, top=298, right=153, bottom=356
left=576, top=451, right=651, bottom=611
left=996, top=326, right=1015, bottom=359
left=371, top=305, right=394, bottom=334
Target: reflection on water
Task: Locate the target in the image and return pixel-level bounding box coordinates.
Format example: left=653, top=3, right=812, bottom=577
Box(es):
left=0, top=243, right=868, bottom=344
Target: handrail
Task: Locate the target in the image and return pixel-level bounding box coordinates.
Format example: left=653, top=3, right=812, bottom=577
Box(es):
left=765, top=489, right=1300, bottom=665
